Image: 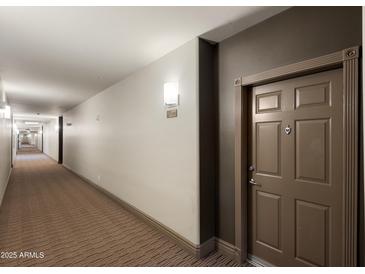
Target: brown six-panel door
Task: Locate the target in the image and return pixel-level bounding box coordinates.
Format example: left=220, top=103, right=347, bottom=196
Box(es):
left=248, top=69, right=343, bottom=266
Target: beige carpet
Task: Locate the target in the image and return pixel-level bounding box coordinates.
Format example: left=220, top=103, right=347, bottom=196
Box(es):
left=0, top=149, right=245, bottom=267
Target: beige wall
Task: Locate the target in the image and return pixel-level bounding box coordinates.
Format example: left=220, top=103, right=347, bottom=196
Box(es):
left=0, top=111, right=12, bottom=206
left=63, top=39, right=200, bottom=244
left=43, top=118, right=59, bottom=161
left=36, top=131, right=42, bottom=151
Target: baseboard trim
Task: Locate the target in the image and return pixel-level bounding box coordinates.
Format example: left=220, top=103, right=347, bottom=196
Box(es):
left=0, top=168, right=12, bottom=208
left=43, top=152, right=58, bottom=163
left=62, top=164, right=215, bottom=259
left=199, top=237, right=216, bottom=257
left=216, top=238, right=241, bottom=262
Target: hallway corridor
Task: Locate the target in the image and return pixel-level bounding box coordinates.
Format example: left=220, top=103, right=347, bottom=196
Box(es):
left=0, top=150, right=240, bottom=266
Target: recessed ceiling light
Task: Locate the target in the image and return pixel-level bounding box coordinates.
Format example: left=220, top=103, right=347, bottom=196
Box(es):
left=25, top=121, right=39, bottom=125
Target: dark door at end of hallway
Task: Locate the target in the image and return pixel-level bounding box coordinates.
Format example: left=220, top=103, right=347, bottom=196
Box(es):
left=58, top=116, right=63, bottom=164
left=248, top=69, right=344, bottom=266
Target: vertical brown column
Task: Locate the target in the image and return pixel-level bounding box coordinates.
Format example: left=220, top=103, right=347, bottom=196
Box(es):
left=198, top=39, right=218, bottom=254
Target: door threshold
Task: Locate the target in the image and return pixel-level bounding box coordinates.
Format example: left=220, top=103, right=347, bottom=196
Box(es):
left=247, top=254, right=275, bottom=267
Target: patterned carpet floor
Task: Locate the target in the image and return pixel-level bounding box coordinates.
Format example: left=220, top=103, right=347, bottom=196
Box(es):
left=0, top=148, right=245, bottom=267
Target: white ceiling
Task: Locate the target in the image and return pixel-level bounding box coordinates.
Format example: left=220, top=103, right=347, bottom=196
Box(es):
left=0, top=6, right=289, bottom=116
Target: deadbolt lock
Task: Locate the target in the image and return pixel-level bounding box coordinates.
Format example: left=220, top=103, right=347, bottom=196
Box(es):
left=248, top=165, right=255, bottom=171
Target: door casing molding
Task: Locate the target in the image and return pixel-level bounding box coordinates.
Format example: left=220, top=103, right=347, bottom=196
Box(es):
left=234, top=46, right=360, bottom=266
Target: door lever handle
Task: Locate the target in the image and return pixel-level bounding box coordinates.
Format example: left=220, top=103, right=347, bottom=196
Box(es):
left=249, top=178, right=261, bottom=186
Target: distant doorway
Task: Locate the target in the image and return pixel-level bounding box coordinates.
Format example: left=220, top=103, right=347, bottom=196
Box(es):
left=58, top=116, right=63, bottom=164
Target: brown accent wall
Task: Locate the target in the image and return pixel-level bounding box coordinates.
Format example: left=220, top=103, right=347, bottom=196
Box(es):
left=199, top=39, right=218, bottom=243
left=217, top=6, right=362, bottom=245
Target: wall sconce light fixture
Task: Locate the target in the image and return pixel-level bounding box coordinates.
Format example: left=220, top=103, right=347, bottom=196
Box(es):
left=0, top=105, right=11, bottom=119
left=164, top=82, right=179, bottom=107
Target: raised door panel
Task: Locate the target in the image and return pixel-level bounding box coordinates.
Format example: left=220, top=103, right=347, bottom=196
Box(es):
left=256, top=191, right=282, bottom=251
left=256, top=91, right=282, bottom=113
left=256, top=122, right=281, bottom=176
left=295, top=119, right=329, bottom=184
left=295, top=83, right=330, bottom=109
left=295, top=200, right=329, bottom=266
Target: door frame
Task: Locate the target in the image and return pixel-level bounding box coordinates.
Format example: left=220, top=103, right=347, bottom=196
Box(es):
left=234, top=46, right=360, bottom=266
